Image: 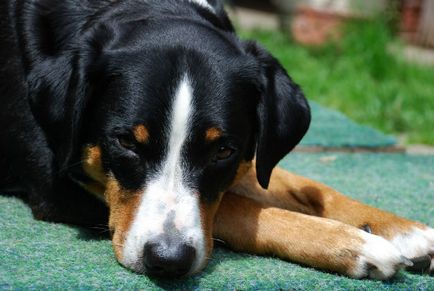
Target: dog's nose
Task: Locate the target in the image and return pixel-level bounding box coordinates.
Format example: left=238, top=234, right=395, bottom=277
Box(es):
left=143, top=241, right=196, bottom=277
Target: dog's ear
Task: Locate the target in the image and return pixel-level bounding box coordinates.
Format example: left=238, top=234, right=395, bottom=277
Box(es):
left=243, top=41, right=311, bottom=189
left=59, top=59, right=89, bottom=172
left=58, top=31, right=110, bottom=172
left=28, top=5, right=113, bottom=174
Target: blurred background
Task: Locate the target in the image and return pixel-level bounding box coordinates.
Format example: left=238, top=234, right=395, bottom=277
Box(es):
left=227, top=0, right=434, bottom=146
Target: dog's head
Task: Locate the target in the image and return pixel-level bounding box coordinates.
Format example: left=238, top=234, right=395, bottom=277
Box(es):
left=62, top=4, right=310, bottom=277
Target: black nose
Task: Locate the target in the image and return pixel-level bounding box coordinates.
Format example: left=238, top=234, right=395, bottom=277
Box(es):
left=143, top=241, right=196, bottom=277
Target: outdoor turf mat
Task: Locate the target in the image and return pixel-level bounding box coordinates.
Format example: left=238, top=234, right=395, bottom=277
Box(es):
left=1, top=153, right=433, bottom=290
left=300, top=102, right=397, bottom=148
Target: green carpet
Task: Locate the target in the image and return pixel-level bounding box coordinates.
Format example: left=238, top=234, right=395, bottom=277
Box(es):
left=301, top=102, right=396, bottom=148
left=1, top=153, right=433, bottom=290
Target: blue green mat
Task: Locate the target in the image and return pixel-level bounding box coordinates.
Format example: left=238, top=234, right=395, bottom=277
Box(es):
left=1, top=153, right=433, bottom=290
left=301, top=102, right=396, bottom=148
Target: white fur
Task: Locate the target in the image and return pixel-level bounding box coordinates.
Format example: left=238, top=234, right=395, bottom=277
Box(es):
left=351, top=231, right=406, bottom=280
left=121, top=76, right=206, bottom=274
left=188, top=0, right=214, bottom=12
left=391, top=227, right=434, bottom=272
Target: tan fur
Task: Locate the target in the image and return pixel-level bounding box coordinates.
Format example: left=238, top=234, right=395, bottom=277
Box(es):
left=214, top=193, right=364, bottom=276
left=82, top=145, right=142, bottom=261
left=133, top=125, right=150, bottom=144
left=80, top=181, right=106, bottom=198
left=230, top=164, right=423, bottom=240
left=231, top=161, right=253, bottom=187
left=80, top=145, right=108, bottom=201
left=199, top=193, right=224, bottom=269
left=83, top=146, right=107, bottom=185
left=105, top=177, right=142, bottom=261
left=205, top=127, right=222, bottom=142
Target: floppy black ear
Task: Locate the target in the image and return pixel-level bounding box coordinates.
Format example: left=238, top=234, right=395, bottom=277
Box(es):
left=27, top=4, right=113, bottom=174
left=58, top=59, right=89, bottom=172
left=244, top=41, right=311, bottom=189
left=58, top=33, right=108, bottom=172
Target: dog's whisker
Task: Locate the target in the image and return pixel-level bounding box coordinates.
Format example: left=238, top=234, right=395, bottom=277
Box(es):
left=91, top=228, right=110, bottom=233
left=58, top=160, right=85, bottom=174
left=212, top=238, right=226, bottom=244
left=90, top=225, right=108, bottom=228
left=89, top=225, right=109, bottom=230
left=92, top=223, right=109, bottom=228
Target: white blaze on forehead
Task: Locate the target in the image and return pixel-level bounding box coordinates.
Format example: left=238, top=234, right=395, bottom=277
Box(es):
left=188, top=0, right=215, bottom=12
left=121, top=75, right=206, bottom=274
left=163, top=75, right=192, bottom=190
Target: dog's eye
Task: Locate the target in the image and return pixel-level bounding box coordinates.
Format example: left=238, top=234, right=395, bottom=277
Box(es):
left=117, top=135, right=137, bottom=151
left=215, top=146, right=234, bottom=161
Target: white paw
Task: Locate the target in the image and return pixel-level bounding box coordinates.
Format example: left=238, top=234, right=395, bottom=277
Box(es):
left=351, top=232, right=411, bottom=280
left=391, top=227, right=434, bottom=273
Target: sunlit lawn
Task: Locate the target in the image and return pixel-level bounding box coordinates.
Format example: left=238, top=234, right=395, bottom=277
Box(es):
left=240, top=21, right=434, bottom=145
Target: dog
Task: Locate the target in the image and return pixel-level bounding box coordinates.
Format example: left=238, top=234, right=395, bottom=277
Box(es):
left=1, top=0, right=433, bottom=280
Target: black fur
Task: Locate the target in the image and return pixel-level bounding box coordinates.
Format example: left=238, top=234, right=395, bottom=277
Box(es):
left=0, top=0, right=310, bottom=224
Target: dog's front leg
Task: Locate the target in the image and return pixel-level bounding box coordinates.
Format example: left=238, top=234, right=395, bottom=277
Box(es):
left=214, top=193, right=410, bottom=279
left=230, top=166, right=434, bottom=274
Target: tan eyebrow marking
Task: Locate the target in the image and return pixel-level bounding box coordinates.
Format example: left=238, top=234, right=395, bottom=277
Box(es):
left=133, top=125, right=150, bottom=144
left=205, top=127, right=222, bottom=142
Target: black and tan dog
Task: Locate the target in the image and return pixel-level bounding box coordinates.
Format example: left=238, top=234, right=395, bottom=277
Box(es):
left=0, top=0, right=432, bottom=280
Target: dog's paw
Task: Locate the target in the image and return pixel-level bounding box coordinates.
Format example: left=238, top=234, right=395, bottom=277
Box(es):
left=351, top=232, right=412, bottom=280
left=390, top=227, right=434, bottom=275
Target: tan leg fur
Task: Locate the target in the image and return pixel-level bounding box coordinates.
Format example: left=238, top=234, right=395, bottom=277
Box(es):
left=215, top=165, right=434, bottom=278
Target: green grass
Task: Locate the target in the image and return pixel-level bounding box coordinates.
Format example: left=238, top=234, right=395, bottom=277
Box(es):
left=239, top=20, right=434, bottom=145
